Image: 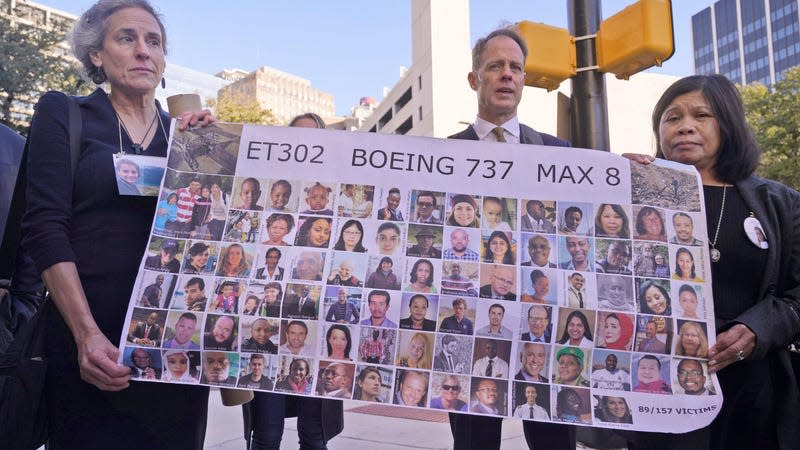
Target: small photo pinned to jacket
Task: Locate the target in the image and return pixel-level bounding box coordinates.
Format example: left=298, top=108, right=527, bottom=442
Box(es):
left=113, top=153, right=166, bottom=196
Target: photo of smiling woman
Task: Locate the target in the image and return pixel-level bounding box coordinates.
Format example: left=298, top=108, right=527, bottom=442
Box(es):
left=595, top=312, right=634, bottom=351
left=216, top=243, right=252, bottom=278
left=182, top=241, right=214, bottom=274
left=294, top=216, right=332, bottom=248
left=672, top=247, right=704, bottom=282
left=637, top=279, right=672, bottom=315
left=675, top=320, right=709, bottom=358
left=396, top=331, right=432, bottom=369
left=594, top=204, right=630, bottom=238
left=595, top=396, right=633, bottom=424
left=446, top=194, right=480, bottom=228
left=333, top=219, right=368, bottom=252
left=483, top=230, right=515, bottom=265
left=554, top=387, right=592, bottom=424
left=633, top=206, right=667, bottom=242
left=557, top=309, right=595, bottom=347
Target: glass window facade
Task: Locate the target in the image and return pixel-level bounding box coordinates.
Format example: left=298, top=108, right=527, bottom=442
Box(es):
left=693, top=9, right=717, bottom=75
left=770, top=0, right=800, bottom=80
left=692, top=0, right=800, bottom=86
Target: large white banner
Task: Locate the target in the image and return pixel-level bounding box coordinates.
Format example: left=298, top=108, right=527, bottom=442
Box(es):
left=119, top=122, right=722, bottom=432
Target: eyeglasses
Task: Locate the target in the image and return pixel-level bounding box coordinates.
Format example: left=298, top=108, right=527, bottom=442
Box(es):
left=493, top=276, right=513, bottom=286
left=441, top=384, right=461, bottom=391
left=417, top=201, right=434, bottom=208
left=677, top=370, right=703, bottom=378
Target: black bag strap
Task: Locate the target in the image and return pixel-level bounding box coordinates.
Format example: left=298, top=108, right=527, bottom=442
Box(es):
left=0, top=95, right=82, bottom=279
left=67, top=96, right=82, bottom=183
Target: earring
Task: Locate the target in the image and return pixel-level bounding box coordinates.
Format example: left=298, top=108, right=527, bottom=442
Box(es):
left=161, top=77, right=166, bottom=89
left=91, top=67, right=106, bottom=84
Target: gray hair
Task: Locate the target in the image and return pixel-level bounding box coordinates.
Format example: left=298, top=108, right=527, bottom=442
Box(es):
left=471, top=28, right=528, bottom=72
left=69, top=0, right=167, bottom=84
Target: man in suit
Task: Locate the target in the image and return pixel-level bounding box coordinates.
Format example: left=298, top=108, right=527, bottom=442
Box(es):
left=520, top=200, right=555, bottom=233
left=319, top=363, right=353, bottom=398
left=515, top=343, right=548, bottom=382
left=448, top=27, right=574, bottom=450
left=139, top=274, right=164, bottom=308
left=520, top=305, right=552, bottom=343
left=127, top=312, right=163, bottom=347
left=129, top=348, right=161, bottom=379
left=283, top=285, right=317, bottom=319
left=470, top=379, right=501, bottom=415
left=566, top=272, right=588, bottom=308
left=520, top=234, right=556, bottom=268
left=433, top=334, right=466, bottom=373
left=638, top=320, right=667, bottom=354
left=479, top=265, right=516, bottom=301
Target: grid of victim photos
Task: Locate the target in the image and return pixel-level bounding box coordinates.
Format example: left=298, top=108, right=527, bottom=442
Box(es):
left=123, top=171, right=714, bottom=425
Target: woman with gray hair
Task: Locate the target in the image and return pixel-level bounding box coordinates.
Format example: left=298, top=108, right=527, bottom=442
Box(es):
left=20, top=1, right=213, bottom=447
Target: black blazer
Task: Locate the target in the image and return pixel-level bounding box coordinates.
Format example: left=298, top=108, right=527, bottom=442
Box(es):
left=449, top=120, right=574, bottom=450
left=479, top=284, right=516, bottom=301
left=727, top=176, right=800, bottom=448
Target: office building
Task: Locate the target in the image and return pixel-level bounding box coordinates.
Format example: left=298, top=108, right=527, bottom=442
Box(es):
left=692, top=0, right=800, bottom=85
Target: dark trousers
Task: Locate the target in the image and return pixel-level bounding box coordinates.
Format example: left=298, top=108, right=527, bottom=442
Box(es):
left=449, top=413, right=576, bottom=450
left=245, top=392, right=327, bottom=450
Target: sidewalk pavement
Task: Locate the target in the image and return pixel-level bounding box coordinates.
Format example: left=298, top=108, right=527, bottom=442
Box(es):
left=204, top=388, right=527, bottom=450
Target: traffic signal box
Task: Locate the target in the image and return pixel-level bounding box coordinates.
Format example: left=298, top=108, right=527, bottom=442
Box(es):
left=514, top=21, right=576, bottom=91
left=595, top=0, right=674, bottom=79
left=514, top=0, right=673, bottom=87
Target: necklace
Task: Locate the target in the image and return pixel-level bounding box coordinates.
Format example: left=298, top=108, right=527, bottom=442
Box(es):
left=708, top=185, right=727, bottom=262
left=115, top=109, right=158, bottom=154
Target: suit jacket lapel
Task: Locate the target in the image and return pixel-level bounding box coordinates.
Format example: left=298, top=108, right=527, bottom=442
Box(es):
left=462, top=126, right=479, bottom=140
left=519, top=124, right=544, bottom=145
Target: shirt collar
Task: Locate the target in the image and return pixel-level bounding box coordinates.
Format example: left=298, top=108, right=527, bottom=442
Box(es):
left=473, top=116, right=520, bottom=143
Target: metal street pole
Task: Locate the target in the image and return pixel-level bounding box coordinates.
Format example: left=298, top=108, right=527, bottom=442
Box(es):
left=568, top=0, right=610, bottom=151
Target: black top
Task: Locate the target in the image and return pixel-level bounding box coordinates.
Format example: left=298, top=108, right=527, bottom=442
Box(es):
left=21, top=89, right=209, bottom=448
left=22, top=89, right=169, bottom=337
left=704, top=185, right=766, bottom=321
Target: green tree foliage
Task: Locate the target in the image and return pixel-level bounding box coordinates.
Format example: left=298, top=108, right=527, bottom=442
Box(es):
left=208, top=94, right=278, bottom=125
left=740, top=67, right=800, bottom=190
left=0, top=11, right=88, bottom=132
